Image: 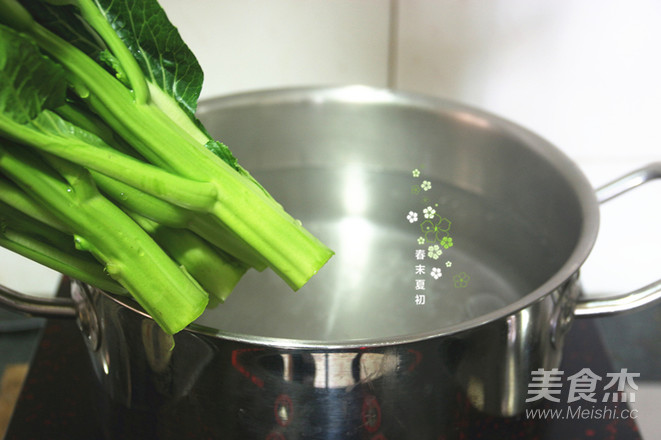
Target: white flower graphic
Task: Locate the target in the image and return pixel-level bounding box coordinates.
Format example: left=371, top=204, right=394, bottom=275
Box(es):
left=428, top=244, right=443, bottom=260
left=417, top=236, right=425, bottom=245
left=423, top=206, right=436, bottom=219
left=412, top=169, right=421, bottom=178
left=407, top=211, right=418, bottom=223
left=421, top=180, right=432, bottom=191
left=445, top=261, right=452, bottom=268
left=430, top=267, right=442, bottom=279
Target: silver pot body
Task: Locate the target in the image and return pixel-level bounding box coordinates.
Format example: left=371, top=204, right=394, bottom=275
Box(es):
left=78, top=87, right=598, bottom=439
left=4, top=86, right=660, bottom=439
left=77, top=276, right=578, bottom=439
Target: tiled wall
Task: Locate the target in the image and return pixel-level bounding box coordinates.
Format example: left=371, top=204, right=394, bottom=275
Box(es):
left=1, top=0, right=659, bottom=296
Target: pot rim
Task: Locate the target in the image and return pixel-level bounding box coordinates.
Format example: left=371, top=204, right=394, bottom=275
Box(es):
left=104, top=85, right=601, bottom=349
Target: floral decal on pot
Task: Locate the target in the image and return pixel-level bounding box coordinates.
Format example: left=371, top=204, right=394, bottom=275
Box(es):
left=408, top=168, right=470, bottom=306
left=453, top=272, right=471, bottom=288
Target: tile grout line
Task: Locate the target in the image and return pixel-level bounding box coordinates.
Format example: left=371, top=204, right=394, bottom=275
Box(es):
left=386, top=0, right=399, bottom=89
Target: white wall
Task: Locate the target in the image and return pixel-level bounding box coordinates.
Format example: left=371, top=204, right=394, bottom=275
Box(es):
left=1, top=0, right=659, bottom=297
left=160, top=0, right=661, bottom=298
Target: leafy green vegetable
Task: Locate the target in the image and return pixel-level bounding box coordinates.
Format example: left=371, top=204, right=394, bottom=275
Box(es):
left=0, top=0, right=333, bottom=334
left=0, top=196, right=126, bottom=295
left=0, top=141, right=211, bottom=333
left=0, top=22, right=67, bottom=122
left=90, top=0, right=203, bottom=114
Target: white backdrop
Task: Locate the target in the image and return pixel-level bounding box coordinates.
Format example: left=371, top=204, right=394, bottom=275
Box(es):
left=2, top=0, right=659, bottom=298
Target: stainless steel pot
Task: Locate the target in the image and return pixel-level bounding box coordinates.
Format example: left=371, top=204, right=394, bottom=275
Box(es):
left=1, top=86, right=660, bottom=439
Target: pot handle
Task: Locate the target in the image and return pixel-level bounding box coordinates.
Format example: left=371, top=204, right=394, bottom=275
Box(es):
left=574, top=162, right=661, bottom=317
left=0, top=282, right=77, bottom=319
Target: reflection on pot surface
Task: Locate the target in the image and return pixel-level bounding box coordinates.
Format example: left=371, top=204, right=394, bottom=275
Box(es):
left=77, top=274, right=579, bottom=439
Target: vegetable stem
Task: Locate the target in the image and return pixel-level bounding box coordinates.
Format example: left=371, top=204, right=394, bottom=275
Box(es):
left=0, top=143, right=209, bottom=334
left=75, top=0, right=150, bottom=104
left=129, top=212, right=248, bottom=304
left=0, top=112, right=219, bottom=211
left=0, top=226, right=126, bottom=295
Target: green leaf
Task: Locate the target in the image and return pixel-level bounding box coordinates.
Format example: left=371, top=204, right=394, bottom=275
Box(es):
left=0, top=24, right=67, bottom=123
left=92, top=0, right=204, bottom=117
left=17, top=1, right=243, bottom=170
left=204, top=140, right=239, bottom=171
left=20, top=0, right=106, bottom=57
left=20, top=1, right=139, bottom=87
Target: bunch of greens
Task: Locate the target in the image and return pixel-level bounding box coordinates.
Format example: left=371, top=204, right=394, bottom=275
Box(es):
left=0, top=0, right=333, bottom=334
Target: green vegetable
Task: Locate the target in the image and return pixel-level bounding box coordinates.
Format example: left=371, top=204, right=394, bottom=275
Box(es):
left=0, top=189, right=126, bottom=295
left=0, top=0, right=333, bottom=334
